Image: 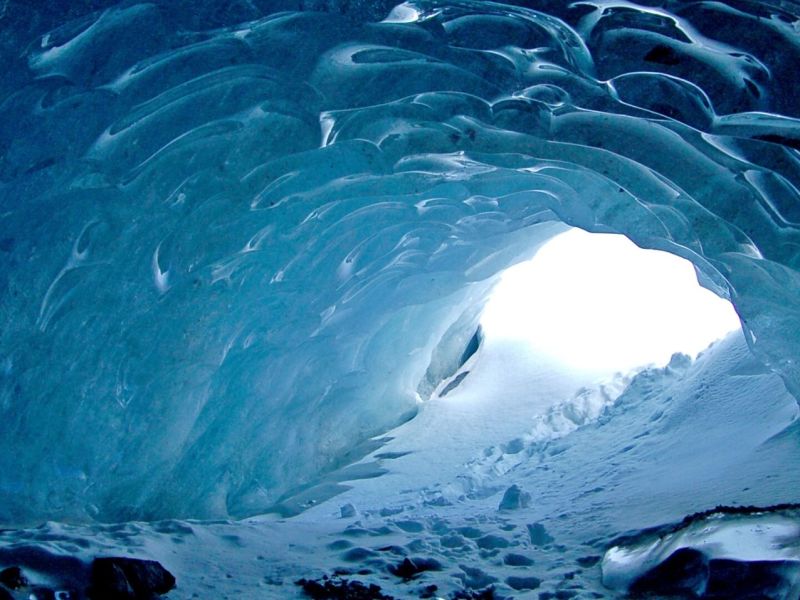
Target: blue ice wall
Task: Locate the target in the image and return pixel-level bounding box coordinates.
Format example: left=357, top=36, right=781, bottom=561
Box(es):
left=1, top=0, right=799, bottom=522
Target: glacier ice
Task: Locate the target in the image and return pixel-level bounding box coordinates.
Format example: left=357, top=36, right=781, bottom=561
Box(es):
left=0, top=0, right=799, bottom=530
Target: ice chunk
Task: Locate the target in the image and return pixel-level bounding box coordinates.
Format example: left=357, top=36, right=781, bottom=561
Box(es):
left=602, top=508, right=800, bottom=597
left=498, top=485, right=530, bottom=511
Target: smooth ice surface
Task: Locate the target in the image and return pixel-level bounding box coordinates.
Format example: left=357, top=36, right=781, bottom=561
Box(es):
left=0, top=0, right=799, bottom=529
left=482, top=228, right=742, bottom=373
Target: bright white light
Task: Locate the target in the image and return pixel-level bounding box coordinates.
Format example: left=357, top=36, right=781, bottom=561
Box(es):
left=481, top=229, right=741, bottom=374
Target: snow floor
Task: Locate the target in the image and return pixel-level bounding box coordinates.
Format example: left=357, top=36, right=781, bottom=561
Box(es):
left=1, top=330, right=799, bottom=599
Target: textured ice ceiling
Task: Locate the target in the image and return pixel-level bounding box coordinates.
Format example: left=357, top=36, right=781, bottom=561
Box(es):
left=0, top=0, right=799, bottom=523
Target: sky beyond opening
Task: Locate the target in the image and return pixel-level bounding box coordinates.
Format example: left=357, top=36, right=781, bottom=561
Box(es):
left=480, top=229, right=742, bottom=374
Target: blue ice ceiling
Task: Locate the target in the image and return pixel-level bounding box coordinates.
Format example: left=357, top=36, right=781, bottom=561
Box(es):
left=0, top=0, right=799, bottom=523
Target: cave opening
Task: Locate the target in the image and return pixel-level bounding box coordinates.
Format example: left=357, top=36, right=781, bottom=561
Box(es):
left=479, top=228, right=743, bottom=377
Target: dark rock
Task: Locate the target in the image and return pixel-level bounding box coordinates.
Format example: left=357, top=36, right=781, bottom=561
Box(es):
left=0, top=566, right=28, bottom=589
left=92, top=561, right=136, bottom=599
left=296, top=576, right=395, bottom=599
left=631, top=548, right=797, bottom=598
left=0, top=588, right=10, bottom=600
left=387, top=557, right=442, bottom=580
left=631, top=547, right=708, bottom=596
left=706, top=557, right=791, bottom=598
left=90, top=557, right=175, bottom=599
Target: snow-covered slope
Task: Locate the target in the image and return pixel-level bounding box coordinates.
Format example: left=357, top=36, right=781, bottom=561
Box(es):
left=1, top=331, right=797, bottom=598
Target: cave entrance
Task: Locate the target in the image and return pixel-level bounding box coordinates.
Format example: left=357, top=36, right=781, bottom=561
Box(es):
left=480, top=228, right=742, bottom=376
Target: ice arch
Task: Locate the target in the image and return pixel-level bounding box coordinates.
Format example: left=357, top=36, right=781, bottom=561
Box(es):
left=0, top=0, right=798, bottom=523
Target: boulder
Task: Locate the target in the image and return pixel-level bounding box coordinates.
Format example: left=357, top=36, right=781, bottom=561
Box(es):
left=0, top=566, right=28, bottom=589
left=630, top=548, right=796, bottom=598
left=90, top=557, right=175, bottom=599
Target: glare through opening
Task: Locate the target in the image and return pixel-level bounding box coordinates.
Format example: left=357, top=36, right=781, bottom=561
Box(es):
left=481, top=229, right=742, bottom=375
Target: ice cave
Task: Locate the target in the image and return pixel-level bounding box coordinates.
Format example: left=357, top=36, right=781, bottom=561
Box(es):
left=1, top=0, right=799, bottom=598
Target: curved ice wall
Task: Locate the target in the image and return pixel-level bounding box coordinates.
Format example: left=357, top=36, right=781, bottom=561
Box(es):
left=1, top=0, right=799, bottom=523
